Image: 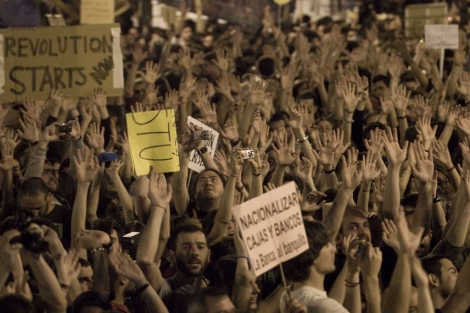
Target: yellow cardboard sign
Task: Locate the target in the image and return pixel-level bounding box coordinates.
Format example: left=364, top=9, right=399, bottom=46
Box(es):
left=0, top=24, right=124, bottom=102
left=80, top=0, right=115, bottom=25
left=126, top=109, right=180, bottom=176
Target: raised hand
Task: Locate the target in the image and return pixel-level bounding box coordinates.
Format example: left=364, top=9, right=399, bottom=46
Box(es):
left=340, top=82, right=360, bottom=113
left=0, top=230, right=22, bottom=269
left=219, top=118, right=239, bottom=142
left=116, top=132, right=130, bottom=155
left=2, top=128, right=20, bottom=152
left=341, top=148, right=363, bottom=190
left=89, top=87, right=107, bottom=108
left=213, top=49, right=229, bottom=72
left=49, top=88, right=64, bottom=111
left=55, top=249, right=81, bottom=287
left=194, top=90, right=217, bottom=125
left=380, top=95, right=394, bottom=115
left=0, top=143, right=16, bottom=172
left=230, top=149, right=244, bottom=176
left=382, top=127, right=408, bottom=167
left=432, top=140, right=453, bottom=170
left=457, top=71, right=470, bottom=98
left=396, top=206, right=424, bottom=254
left=148, top=165, right=172, bottom=206
left=362, top=151, right=380, bottom=182
left=164, top=89, right=179, bottom=110
left=294, top=157, right=315, bottom=186
left=392, top=85, right=410, bottom=116
left=131, top=102, right=149, bottom=113
left=109, top=251, right=148, bottom=287
left=214, top=150, right=229, bottom=176
left=312, top=133, right=337, bottom=166
left=78, top=100, right=93, bottom=122
left=73, top=147, right=99, bottom=183
left=259, top=123, right=273, bottom=153
left=182, top=126, right=204, bottom=155
left=364, top=128, right=384, bottom=156
left=271, top=133, right=300, bottom=166
left=85, top=122, right=105, bottom=151
left=409, top=141, right=434, bottom=183
left=177, top=48, right=193, bottom=71
left=62, top=98, right=78, bottom=112
left=381, top=218, right=400, bottom=253
left=140, top=61, right=161, bottom=84
left=286, top=102, right=303, bottom=131
left=417, top=113, right=437, bottom=147
left=456, top=114, right=470, bottom=137
left=105, top=159, right=124, bottom=179
left=21, top=98, right=41, bottom=122
left=69, top=119, right=81, bottom=141
left=331, top=128, right=350, bottom=159
left=459, top=138, right=470, bottom=166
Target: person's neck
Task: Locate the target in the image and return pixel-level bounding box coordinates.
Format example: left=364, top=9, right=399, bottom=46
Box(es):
left=296, top=270, right=325, bottom=292
left=196, top=197, right=220, bottom=212
left=430, top=288, right=446, bottom=309
left=175, top=270, right=201, bottom=287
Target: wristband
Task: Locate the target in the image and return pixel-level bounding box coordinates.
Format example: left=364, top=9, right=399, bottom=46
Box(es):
left=446, top=165, right=455, bottom=172
left=296, top=135, right=309, bottom=143
left=324, top=168, right=335, bottom=174
left=71, top=135, right=82, bottom=142
left=231, top=139, right=241, bottom=146
left=433, top=197, right=442, bottom=204
left=197, top=147, right=208, bottom=155
left=344, top=119, right=354, bottom=124
left=154, top=204, right=167, bottom=210
left=237, top=256, right=249, bottom=261
left=398, top=115, right=406, bottom=120
left=136, top=283, right=150, bottom=294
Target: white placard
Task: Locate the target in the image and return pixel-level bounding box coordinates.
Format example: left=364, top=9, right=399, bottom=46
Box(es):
left=232, top=182, right=309, bottom=277
left=187, top=117, right=219, bottom=173
left=425, top=25, right=459, bottom=49
left=80, top=0, right=114, bottom=25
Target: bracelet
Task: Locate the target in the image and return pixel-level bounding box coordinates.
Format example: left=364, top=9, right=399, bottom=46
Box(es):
left=154, top=204, right=167, bottom=210
left=433, top=197, right=442, bottom=204
left=197, top=147, right=208, bottom=155
left=252, top=172, right=261, bottom=176
left=324, top=168, right=335, bottom=174
left=136, top=283, right=150, bottom=294
left=344, top=119, right=354, bottom=123
left=91, top=247, right=105, bottom=252
left=345, top=279, right=360, bottom=287
left=71, top=135, right=82, bottom=142
left=296, top=135, right=309, bottom=143
left=237, top=256, right=249, bottom=261
left=398, top=115, right=406, bottom=119
left=345, top=109, right=354, bottom=114
left=446, top=166, right=455, bottom=172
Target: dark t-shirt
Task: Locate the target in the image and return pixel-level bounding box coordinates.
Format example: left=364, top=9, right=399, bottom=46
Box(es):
left=44, top=203, right=72, bottom=241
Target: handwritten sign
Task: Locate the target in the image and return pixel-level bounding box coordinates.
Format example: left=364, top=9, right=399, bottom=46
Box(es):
left=126, top=109, right=179, bottom=176
left=0, top=24, right=123, bottom=102
left=232, top=182, right=309, bottom=277
left=187, top=117, right=219, bottom=173
left=425, top=25, right=459, bottom=49
left=80, top=0, right=115, bottom=25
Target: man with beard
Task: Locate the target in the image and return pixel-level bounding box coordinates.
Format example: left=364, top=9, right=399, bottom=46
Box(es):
left=421, top=255, right=459, bottom=309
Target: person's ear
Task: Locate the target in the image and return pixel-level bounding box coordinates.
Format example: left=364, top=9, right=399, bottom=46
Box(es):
left=428, top=273, right=439, bottom=288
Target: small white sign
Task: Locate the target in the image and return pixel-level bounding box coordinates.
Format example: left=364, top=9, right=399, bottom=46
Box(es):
left=232, top=182, right=309, bottom=277
left=187, top=117, right=219, bottom=173
left=425, top=24, right=459, bottom=49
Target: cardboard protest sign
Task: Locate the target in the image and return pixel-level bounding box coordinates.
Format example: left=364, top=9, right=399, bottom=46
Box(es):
left=187, top=117, right=219, bottom=173
left=0, top=24, right=124, bottom=102
left=232, top=182, right=309, bottom=277
left=425, top=25, right=459, bottom=50
left=126, top=109, right=179, bottom=176
left=80, top=0, right=115, bottom=25
left=405, top=3, right=447, bottom=38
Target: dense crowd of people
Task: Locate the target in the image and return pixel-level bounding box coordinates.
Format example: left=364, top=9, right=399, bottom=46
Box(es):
left=1, top=1, right=470, bottom=312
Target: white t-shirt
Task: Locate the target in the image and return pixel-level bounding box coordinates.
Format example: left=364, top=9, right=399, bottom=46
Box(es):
left=280, top=286, right=350, bottom=313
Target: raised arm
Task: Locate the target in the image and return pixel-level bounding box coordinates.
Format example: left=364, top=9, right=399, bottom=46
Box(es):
left=137, top=166, right=172, bottom=292
left=382, top=127, right=409, bottom=220
left=323, top=148, right=363, bottom=243
left=106, top=160, right=135, bottom=224
left=207, top=150, right=242, bottom=245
